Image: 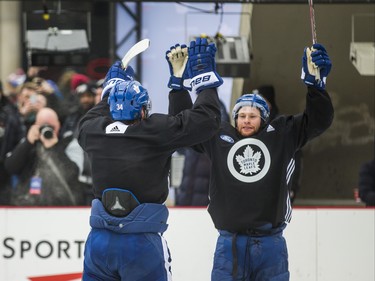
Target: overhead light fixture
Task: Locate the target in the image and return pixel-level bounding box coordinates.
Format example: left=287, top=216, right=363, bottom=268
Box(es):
left=26, top=28, right=90, bottom=66
left=42, top=3, right=50, bottom=21
left=190, top=35, right=251, bottom=78
left=349, top=14, right=375, bottom=76
left=350, top=42, right=375, bottom=76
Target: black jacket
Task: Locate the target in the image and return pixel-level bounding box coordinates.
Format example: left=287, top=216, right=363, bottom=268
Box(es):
left=5, top=135, right=82, bottom=206
left=176, top=148, right=211, bottom=206
left=0, top=98, right=24, bottom=204
left=78, top=88, right=221, bottom=203
left=170, top=87, right=334, bottom=232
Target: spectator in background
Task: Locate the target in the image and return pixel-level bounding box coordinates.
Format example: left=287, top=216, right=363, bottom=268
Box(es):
left=57, top=69, right=77, bottom=99
left=26, top=66, right=48, bottom=81
left=176, top=99, right=229, bottom=206
left=62, top=83, right=97, bottom=205
left=5, top=107, right=83, bottom=206
left=94, top=78, right=105, bottom=105
left=358, top=157, right=375, bottom=206
left=11, top=66, right=64, bottom=122
left=0, top=80, right=24, bottom=205
left=5, top=68, right=26, bottom=103
left=257, top=85, right=303, bottom=204
left=176, top=147, right=212, bottom=206
left=17, top=82, right=47, bottom=135
left=31, top=77, right=63, bottom=119
left=71, top=73, right=91, bottom=94
left=60, top=83, right=97, bottom=137
left=58, top=71, right=91, bottom=125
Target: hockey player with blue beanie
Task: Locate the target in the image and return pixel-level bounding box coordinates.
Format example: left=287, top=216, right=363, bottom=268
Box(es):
left=169, top=42, right=333, bottom=281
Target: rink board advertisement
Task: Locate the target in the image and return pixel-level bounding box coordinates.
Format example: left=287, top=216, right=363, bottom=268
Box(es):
left=0, top=207, right=374, bottom=281
left=0, top=208, right=90, bottom=281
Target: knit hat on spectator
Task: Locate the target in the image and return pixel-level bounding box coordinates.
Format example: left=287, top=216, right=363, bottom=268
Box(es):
left=70, top=73, right=90, bottom=91
left=75, top=83, right=96, bottom=97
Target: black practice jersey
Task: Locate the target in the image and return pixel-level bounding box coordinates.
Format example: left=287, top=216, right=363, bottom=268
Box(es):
left=170, top=87, right=334, bottom=232
left=78, top=88, right=221, bottom=203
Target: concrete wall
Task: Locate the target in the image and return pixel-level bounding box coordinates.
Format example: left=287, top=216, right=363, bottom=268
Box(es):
left=245, top=4, right=375, bottom=200
left=0, top=2, right=21, bottom=92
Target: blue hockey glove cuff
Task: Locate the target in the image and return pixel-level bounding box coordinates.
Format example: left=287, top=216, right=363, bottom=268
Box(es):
left=185, top=38, right=223, bottom=93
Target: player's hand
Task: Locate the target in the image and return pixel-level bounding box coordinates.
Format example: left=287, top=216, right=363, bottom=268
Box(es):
left=166, top=44, right=189, bottom=90
left=301, top=43, right=332, bottom=91
left=101, top=61, right=135, bottom=100
left=185, top=37, right=223, bottom=93
left=104, top=61, right=135, bottom=84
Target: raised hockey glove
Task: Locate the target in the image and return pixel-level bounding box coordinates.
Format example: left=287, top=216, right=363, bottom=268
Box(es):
left=166, top=44, right=189, bottom=90
left=301, top=43, right=332, bottom=91
left=101, top=61, right=135, bottom=100
left=185, top=37, right=223, bottom=93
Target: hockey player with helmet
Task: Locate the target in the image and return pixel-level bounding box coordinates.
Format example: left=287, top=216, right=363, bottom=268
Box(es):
left=78, top=38, right=222, bottom=281
left=169, top=43, right=334, bottom=280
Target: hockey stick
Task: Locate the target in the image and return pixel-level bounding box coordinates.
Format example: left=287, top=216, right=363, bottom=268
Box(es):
left=308, top=0, right=320, bottom=81
left=101, top=39, right=150, bottom=100
left=308, top=0, right=317, bottom=44
left=121, top=38, right=150, bottom=69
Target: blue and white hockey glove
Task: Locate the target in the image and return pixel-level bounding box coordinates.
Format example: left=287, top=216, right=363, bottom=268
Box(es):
left=301, top=43, right=332, bottom=91
left=101, top=61, right=134, bottom=100
left=166, top=44, right=189, bottom=90
left=185, top=37, right=223, bottom=93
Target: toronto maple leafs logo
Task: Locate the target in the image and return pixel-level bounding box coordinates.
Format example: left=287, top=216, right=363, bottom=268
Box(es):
left=227, top=139, right=271, bottom=183
left=236, top=145, right=261, bottom=175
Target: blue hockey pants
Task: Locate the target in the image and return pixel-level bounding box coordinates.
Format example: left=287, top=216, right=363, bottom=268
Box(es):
left=211, top=228, right=289, bottom=281
left=82, top=199, right=172, bottom=281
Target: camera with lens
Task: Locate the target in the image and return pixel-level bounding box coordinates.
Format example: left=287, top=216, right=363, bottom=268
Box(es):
left=39, top=124, right=54, bottom=139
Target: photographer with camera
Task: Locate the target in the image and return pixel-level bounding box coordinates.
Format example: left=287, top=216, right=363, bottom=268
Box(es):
left=4, top=107, right=83, bottom=206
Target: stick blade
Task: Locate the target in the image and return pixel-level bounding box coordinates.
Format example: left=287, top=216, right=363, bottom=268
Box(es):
left=121, top=39, right=150, bottom=69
